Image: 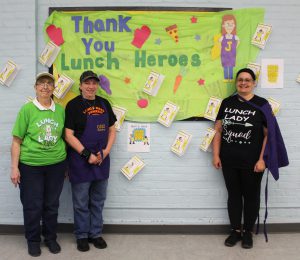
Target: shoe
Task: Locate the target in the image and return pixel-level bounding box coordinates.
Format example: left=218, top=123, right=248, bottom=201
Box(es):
left=88, top=237, right=107, bottom=249
left=77, top=238, right=90, bottom=252
left=242, top=231, right=253, bottom=249
left=45, top=240, right=61, bottom=254
left=224, top=230, right=242, bottom=247
left=28, top=242, right=41, bottom=257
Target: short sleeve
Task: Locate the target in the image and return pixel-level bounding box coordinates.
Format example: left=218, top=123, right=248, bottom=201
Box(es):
left=12, top=106, right=29, bottom=139
left=65, top=102, right=76, bottom=130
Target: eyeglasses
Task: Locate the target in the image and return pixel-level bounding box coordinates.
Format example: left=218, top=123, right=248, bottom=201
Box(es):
left=36, top=82, right=54, bottom=88
left=237, top=78, right=254, bottom=83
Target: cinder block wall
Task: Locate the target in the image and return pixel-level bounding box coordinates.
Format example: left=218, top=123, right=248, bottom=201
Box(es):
left=1, top=0, right=300, bottom=226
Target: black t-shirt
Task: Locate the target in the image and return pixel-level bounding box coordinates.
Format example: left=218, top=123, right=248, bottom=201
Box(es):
left=216, top=95, right=267, bottom=169
left=65, top=95, right=117, bottom=138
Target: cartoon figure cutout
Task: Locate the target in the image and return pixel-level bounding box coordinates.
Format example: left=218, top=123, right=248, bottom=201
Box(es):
left=219, top=15, right=240, bottom=82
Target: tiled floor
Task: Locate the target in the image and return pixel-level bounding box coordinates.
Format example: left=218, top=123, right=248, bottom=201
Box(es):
left=1, top=233, right=299, bottom=260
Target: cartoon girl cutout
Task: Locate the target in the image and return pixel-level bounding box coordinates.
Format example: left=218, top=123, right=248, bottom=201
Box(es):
left=219, top=15, right=240, bottom=82
left=201, top=133, right=210, bottom=148
left=254, top=29, right=264, bottom=42
left=145, top=76, right=154, bottom=89
left=161, top=107, right=170, bottom=121
left=207, top=102, right=216, bottom=116
left=174, top=136, right=183, bottom=150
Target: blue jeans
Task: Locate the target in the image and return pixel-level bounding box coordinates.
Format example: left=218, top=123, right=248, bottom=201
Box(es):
left=19, top=160, right=66, bottom=243
left=71, top=179, right=108, bottom=239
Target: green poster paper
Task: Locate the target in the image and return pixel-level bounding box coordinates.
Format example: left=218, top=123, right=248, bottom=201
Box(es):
left=44, top=8, right=264, bottom=122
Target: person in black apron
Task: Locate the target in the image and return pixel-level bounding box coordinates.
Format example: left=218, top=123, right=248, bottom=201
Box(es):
left=65, top=71, right=116, bottom=252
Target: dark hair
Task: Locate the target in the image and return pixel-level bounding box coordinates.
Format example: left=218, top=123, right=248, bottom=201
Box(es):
left=236, top=68, right=256, bottom=81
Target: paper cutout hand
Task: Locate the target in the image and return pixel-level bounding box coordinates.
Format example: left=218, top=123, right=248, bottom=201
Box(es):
left=46, top=25, right=64, bottom=46
left=131, top=25, right=151, bottom=48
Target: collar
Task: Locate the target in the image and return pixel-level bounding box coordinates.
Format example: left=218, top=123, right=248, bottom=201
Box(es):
left=33, top=97, right=56, bottom=112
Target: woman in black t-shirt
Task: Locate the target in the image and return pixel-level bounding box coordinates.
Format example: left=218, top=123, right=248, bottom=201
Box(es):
left=213, top=68, right=268, bottom=249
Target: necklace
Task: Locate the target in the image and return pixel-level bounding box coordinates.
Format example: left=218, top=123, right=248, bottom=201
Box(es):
left=82, top=97, right=96, bottom=108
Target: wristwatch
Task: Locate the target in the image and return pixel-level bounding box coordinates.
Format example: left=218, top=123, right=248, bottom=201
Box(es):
left=80, top=148, right=91, bottom=161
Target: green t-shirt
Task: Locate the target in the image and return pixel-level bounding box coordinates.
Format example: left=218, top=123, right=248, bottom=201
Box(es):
left=12, top=102, right=66, bottom=166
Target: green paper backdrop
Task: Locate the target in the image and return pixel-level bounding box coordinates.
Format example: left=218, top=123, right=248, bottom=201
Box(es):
left=44, top=8, right=264, bottom=122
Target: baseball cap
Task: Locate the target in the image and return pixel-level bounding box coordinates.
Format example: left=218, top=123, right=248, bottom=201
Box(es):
left=36, top=72, right=55, bottom=82
left=80, top=70, right=100, bottom=83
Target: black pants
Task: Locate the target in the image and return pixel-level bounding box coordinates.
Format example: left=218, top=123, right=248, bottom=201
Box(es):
left=19, top=160, right=66, bottom=243
left=222, top=167, right=263, bottom=232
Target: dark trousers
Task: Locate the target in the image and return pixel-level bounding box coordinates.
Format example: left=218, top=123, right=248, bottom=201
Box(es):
left=222, top=167, right=263, bottom=232
left=19, top=160, right=66, bottom=244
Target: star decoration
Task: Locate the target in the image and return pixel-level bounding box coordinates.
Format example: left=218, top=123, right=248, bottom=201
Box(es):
left=155, top=38, right=162, bottom=45
left=191, top=16, right=197, bottom=23
left=197, top=78, right=205, bottom=85
left=124, top=77, right=131, bottom=84
left=195, top=34, right=201, bottom=41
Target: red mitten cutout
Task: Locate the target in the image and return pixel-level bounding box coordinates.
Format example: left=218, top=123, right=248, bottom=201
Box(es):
left=46, top=25, right=64, bottom=46
left=131, top=25, right=151, bottom=49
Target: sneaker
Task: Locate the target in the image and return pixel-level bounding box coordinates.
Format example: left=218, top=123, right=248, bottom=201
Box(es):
left=45, top=240, right=61, bottom=254
left=77, top=238, right=90, bottom=252
left=28, top=242, right=41, bottom=257
left=88, top=237, right=107, bottom=249
left=224, top=230, right=242, bottom=247
left=242, top=231, right=253, bottom=249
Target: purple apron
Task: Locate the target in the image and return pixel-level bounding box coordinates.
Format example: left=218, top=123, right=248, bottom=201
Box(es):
left=68, top=101, right=110, bottom=184
left=221, top=35, right=237, bottom=67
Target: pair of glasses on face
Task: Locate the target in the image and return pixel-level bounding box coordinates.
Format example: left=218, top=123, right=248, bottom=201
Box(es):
left=36, top=82, right=54, bottom=88
left=237, top=78, right=254, bottom=83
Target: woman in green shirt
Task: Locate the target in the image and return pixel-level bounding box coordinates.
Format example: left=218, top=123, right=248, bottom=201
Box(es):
left=10, top=72, right=66, bottom=257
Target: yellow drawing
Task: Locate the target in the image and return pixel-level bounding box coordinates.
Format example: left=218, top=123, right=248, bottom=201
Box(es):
left=161, top=107, right=170, bottom=121
left=211, top=33, right=221, bottom=60
left=267, top=64, right=279, bottom=83
left=207, top=102, right=216, bottom=116
left=254, top=28, right=264, bottom=42
left=0, top=63, right=15, bottom=82
left=173, top=136, right=183, bottom=150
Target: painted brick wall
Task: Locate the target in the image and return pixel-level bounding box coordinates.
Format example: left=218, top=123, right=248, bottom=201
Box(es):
left=1, top=0, right=300, bottom=226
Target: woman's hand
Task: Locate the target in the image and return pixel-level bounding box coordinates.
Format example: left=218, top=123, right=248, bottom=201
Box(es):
left=213, top=155, right=222, bottom=169
left=254, top=159, right=266, bottom=173
left=94, top=149, right=109, bottom=166
left=88, top=153, right=101, bottom=165
left=11, top=167, right=20, bottom=187
left=102, top=149, right=109, bottom=160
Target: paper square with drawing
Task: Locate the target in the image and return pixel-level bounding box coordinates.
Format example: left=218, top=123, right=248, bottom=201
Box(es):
left=39, top=41, right=61, bottom=67
left=0, top=60, right=19, bottom=87
left=203, top=97, right=222, bottom=121
left=247, top=62, right=261, bottom=81
left=143, top=71, right=165, bottom=96
left=127, top=123, right=150, bottom=152
left=171, top=130, right=192, bottom=157
left=251, top=23, right=272, bottom=49
left=157, top=101, right=179, bottom=127
left=112, top=106, right=127, bottom=131
left=267, top=97, right=280, bottom=116
left=120, top=156, right=146, bottom=180
left=200, top=128, right=216, bottom=152
left=54, top=74, right=74, bottom=99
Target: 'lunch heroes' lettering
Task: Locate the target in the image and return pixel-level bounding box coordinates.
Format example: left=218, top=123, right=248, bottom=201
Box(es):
left=61, top=51, right=201, bottom=70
